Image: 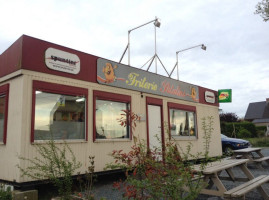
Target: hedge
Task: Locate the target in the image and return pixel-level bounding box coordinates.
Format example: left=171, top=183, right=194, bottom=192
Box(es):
left=256, top=126, right=267, bottom=132
left=220, top=121, right=259, bottom=138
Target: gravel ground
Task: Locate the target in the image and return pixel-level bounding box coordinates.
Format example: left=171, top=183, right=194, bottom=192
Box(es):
left=91, top=148, right=269, bottom=200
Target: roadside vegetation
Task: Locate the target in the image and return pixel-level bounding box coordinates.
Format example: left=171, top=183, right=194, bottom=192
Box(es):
left=220, top=112, right=269, bottom=147
left=243, top=137, right=269, bottom=147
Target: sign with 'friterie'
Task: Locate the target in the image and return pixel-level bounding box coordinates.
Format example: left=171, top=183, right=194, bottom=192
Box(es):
left=97, top=58, right=199, bottom=103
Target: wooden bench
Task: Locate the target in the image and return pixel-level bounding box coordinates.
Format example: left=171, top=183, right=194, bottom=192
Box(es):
left=223, top=175, right=269, bottom=200
left=253, top=156, right=269, bottom=169
left=224, top=155, right=242, bottom=159
left=236, top=155, right=243, bottom=159
left=253, top=156, right=269, bottom=163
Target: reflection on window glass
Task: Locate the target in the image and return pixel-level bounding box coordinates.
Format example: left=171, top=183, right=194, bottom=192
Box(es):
left=169, top=109, right=196, bottom=137
left=96, top=99, right=130, bottom=139
left=34, top=91, right=86, bottom=140
left=0, top=95, right=6, bottom=142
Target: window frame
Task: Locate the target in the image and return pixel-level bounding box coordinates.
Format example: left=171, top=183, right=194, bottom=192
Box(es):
left=0, top=84, right=9, bottom=145
left=31, top=80, right=88, bottom=143
left=167, top=102, right=197, bottom=139
left=93, top=90, right=132, bottom=142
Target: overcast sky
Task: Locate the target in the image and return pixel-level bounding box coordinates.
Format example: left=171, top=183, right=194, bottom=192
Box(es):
left=0, top=0, right=268, bottom=118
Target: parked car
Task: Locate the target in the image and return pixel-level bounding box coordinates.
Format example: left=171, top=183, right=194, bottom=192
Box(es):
left=221, top=134, right=250, bottom=155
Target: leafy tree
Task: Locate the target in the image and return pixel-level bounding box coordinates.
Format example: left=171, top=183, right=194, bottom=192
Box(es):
left=219, top=112, right=239, bottom=122
left=255, top=0, right=269, bottom=22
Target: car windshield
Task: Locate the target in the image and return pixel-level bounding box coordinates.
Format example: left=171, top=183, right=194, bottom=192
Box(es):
left=221, top=134, right=228, bottom=138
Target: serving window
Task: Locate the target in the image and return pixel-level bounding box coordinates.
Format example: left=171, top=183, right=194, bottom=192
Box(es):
left=93, top=90, right=131, bottom=141
left=31, top=81, right=88, bottom=142
left=0, top=84, right=9, bottom=144
left=168, top=102, right=197, bottom=138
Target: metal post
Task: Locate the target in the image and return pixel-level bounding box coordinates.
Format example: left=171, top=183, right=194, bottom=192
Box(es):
left=128, top=31, right=130, bottom=66
left=128, top=19, right=157, bottom=66
left=170, top=44, right=206, bottom=80
left=120, top=18, right=161, bottom=66
left=119, top=44, right=128, bottom=63
left=176, top=52, right=179, bottom=80
left=155, top=20, right=157, bottom=74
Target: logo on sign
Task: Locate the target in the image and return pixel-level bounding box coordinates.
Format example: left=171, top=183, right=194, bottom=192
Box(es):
left=218, top=89, right=232, bottom=103
left=45, top=48, right=80, bottom=74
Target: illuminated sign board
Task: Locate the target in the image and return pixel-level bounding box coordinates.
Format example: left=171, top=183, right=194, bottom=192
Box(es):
left=218, top=89, right=232, bottom=103
left=97, top=58, right=199, bottom=102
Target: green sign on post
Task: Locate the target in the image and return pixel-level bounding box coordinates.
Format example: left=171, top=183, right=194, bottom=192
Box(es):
left=218, top=89, right=232, bottom=103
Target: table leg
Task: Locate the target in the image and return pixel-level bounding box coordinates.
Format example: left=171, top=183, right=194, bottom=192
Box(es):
left=204, top=175, right=213, bottom=189
left=239, top=163, right=254, bottom=180
left=240, top=163, right=269, bottom=199
left=257, top=162, right=264, bottom=169
left=256, top=150, right=264, bottom=158
left=257, top=186, right=269, bottom=200
left=200, top=173, right=227, bottom=197
left=254, top=150, right=266, bottom=169
left=225, top=168, right=235, bottom=182
left=244, top=154, right=255, bottom=161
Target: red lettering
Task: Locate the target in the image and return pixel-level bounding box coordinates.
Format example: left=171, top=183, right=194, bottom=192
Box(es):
left=159, top=81, right=186, bottom=97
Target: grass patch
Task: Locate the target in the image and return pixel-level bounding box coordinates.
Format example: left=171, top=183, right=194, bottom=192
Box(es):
left=244, top=137, right=269, bottom=147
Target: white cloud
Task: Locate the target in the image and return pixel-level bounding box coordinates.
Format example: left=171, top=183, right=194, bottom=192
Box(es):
left=0, top=0, right=268, bottom=118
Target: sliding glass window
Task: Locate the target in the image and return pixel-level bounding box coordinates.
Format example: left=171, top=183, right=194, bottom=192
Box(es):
left=169, top=109, right=196, bottom=137
left=168, top=102, right=197, bottom=138
left=32, top=81, right=88, bottom=142
left=94, top=90, right=131, bottom=141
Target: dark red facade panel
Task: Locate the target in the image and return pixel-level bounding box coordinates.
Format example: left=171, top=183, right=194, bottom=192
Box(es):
left=21, top=35, right=98, bottom=83
left=0, top=36, right=23, bottom=78
left=0, top=35, right=219, bottom=107
left=199, top=86, right=219, bottom=107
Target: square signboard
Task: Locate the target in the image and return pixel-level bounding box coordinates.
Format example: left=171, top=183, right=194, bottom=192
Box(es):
left=218, top=89, right=232, bottom=103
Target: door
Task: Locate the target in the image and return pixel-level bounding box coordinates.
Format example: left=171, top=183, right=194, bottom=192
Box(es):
left=147, top=104, right=163, bottom=160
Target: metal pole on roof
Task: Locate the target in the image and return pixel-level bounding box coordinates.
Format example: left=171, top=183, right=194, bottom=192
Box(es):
left=155, top=17, right=157, bottom=74
left=169, top=44, right=207, bottom=80
left=119, top=17, right=161, bottom=67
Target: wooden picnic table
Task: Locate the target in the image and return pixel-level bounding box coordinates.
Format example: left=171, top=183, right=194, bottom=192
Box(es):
left=193, top=158, right=269, bottom=198
left=232, top=147, right=269, bottom=168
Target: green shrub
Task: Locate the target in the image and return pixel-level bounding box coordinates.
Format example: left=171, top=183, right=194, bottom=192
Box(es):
left=257, top=130, right=265, bottom=137
left=0, top=184, right=12, bottom=200
left=17, top=139, right=81, bottom=200
left=256, top=126, right=267, bottom=132
left=237, top=128, right=252, bottom=138
left=256, top=126, right=266, bottom=137
left=221, top=121, right=257, bottom=138
left=220, top=122, right=227, bottom=134
left=246, top=137, right=269, bottom=147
